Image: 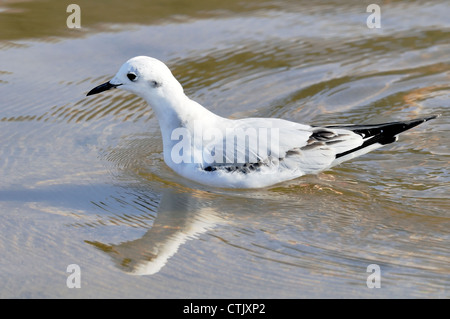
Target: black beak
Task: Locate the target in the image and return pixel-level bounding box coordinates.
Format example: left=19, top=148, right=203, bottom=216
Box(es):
left=86, top=81, right=122, bottom=96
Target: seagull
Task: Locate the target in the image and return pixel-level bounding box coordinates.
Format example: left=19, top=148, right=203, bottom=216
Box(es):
left=87, top=56, right=438, bottom=188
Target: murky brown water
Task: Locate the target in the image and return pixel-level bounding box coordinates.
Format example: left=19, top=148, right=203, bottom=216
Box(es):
left=0, top=0, right=449, bottom=298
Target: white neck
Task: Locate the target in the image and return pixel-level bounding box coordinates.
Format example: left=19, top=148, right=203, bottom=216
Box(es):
left=139, top=86, right=223, bottom=157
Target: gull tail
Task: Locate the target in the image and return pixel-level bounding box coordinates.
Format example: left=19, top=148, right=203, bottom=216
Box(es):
left=327, top=114, right=440, bottom=167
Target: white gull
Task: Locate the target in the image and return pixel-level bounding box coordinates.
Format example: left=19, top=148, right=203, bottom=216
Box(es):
left=87, top=56, right=438, bottom=188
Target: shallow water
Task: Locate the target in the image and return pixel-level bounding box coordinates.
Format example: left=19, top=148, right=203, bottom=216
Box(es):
left=0, top=0, right=449, bottom=298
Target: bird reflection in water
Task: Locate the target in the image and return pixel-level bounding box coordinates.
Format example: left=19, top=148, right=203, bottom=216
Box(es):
left=86, top=189, right=222, bottom=275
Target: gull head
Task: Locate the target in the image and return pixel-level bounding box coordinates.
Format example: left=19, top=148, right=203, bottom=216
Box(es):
left=87, top=56, right=184, bottom=102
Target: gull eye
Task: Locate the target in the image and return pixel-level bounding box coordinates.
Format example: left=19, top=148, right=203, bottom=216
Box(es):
left=127, top=72, right=137, bottom=82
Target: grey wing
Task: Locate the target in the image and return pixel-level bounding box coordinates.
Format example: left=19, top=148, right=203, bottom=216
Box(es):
left=200, top=118, right=364, bottom=174
left=200, top=115, right=438, bottom=174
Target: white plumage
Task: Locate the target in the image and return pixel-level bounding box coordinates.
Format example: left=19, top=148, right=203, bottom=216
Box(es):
left=87, top=56, right=438, bottom=188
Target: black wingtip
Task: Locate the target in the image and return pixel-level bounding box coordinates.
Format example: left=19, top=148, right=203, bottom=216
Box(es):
left=399, top=114, right=440, bottom=131
left=332, top=114, right=438, bottom=159
left=422, top=114, right=441, bottom=121
left=413, top=114, right=440, bottom=122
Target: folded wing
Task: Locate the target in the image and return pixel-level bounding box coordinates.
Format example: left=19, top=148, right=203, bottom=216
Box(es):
left=200, top=115, right=438, bottom=174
